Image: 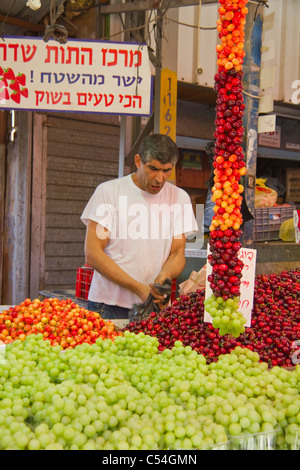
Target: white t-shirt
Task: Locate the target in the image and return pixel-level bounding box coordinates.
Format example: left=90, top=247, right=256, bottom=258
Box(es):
left=81, top=174, right=197, bottom=308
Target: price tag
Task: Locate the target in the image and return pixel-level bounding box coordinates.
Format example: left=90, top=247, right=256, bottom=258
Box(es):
left=258, top=125, right=281, bottom=148
left=185, top=248, right=207, bottom=258
left=204, top=246, right=257, bottom=327
left=258, top=114, right=276, bottom=134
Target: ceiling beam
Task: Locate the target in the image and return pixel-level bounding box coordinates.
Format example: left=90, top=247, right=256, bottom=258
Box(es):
left=98, top=0, right=218, bottom=15
left=0, top=14, right=45, bottom=33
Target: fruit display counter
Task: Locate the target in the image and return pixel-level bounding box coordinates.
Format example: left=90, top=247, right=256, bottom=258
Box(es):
left=127, top=269, right=300, bottom=368
left=0, top=268, right=300, bottom=451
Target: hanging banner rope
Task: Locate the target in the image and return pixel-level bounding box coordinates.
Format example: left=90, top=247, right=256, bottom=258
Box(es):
left=43, top=0, right=68, bottom=44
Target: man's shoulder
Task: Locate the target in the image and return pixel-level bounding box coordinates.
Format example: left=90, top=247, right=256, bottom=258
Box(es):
left=97, top=174, right=131, bottom=191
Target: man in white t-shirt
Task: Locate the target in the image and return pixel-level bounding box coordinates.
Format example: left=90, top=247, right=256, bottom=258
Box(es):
left=81, top=134, right=197, bottom=319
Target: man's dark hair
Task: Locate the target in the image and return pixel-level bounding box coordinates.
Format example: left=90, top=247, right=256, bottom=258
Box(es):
left=138, top=134, right=179, bottom=165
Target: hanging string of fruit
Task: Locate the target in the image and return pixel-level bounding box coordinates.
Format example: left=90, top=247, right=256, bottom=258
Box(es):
left=204, top=0, right=249, bottom=338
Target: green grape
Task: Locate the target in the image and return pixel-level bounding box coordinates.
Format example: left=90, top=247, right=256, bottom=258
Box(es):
left=204, top=294, right=247, bottom=337
left=1, top=328, right=300, bottom=450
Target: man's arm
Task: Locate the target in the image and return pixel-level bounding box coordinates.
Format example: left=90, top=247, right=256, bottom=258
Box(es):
left=84, top=220, right=150, bottom=302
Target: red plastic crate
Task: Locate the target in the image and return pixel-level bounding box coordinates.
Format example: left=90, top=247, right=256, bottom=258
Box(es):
left=75, top=267, right=177, bottom=304
left=171, top=279, right=177, bottom=303
left=75, top=266, right=94, bottom=300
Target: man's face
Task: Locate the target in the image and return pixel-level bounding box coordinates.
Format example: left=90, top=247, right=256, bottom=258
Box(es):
left=134, top=155, right=173, bottom=194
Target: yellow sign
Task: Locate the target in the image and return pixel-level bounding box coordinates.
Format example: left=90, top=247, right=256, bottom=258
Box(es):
left=159, top=68, right=177, bottom=140
left=159, top=68, right=177, bottom=183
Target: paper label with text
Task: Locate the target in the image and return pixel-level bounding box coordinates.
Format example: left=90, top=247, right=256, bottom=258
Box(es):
left=204, top=247, right=257, bottom=327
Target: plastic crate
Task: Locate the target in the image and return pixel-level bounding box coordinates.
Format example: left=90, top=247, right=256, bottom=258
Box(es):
left=254, top=206, right=295, bottom=241
left=75, top=266, right=94, bottom=300
left=285, top=424, right=300, bottom=450
left=75, top=269, right=177, bottom=303
left=286, top=168, right=300, bottom=202
left=229, top=428, right=279, bottom=450
left=170, top=279, right=177, bottom=303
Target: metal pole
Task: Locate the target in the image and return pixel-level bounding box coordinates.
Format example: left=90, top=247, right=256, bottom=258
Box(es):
left=242, top=2, right=264, bottom=246
left=119, top=115, right=126, bottom=177
left=154, top=5, right=163, bottom=134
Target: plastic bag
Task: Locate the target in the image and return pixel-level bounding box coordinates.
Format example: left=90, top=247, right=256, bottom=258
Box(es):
left=261, top=176, right=286, bottom=197
left=204, top=191, right=215, bottom=233
left=255, top=178, right=277, bottom=208
left=179, top=265, right=207, bottom=295
left=128, top=278, right=172, bottom=323
left=279, top=218, right=296, bottom=242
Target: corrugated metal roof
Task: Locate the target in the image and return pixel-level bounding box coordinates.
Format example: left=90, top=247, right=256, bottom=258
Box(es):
left=0, top=0, right=63, bottom=36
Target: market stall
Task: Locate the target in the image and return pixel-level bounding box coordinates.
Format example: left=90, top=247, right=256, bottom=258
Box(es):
left=1, top=0, right=300, bottom=454
left=0, top=267, right=300, bottom=451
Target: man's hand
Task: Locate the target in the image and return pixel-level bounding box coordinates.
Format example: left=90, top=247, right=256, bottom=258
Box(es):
left=136, top=284, right=152, bottom=303
left=150, top=277, right=172, bottom=309
left=153, top=271, right=171, bottom=286
left=149, top=234, right=186, bottom=309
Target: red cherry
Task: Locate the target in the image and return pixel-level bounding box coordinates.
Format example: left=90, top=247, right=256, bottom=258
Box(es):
left=219, top=264, right=229, bottom=272
left=234, top=266, right=242, bottom=274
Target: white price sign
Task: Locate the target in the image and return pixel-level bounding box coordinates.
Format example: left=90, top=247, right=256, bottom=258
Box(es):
left=204, top=246, right=257, bottom=328
left=258, top=114, right=276, bottom=134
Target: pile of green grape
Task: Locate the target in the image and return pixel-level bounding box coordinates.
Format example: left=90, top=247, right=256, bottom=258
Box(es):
left=204, top=295, right=247, bottom=337
left=0, top=333, right=300, bottom=450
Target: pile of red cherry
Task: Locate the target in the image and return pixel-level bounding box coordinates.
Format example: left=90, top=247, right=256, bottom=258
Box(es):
left=208, top=228, right=244, bottom=299
left=124, top=268, right=300, bottom=368
left=207, top=1, right=248, bottom=305
left=208, top=69, right=247, bottom=300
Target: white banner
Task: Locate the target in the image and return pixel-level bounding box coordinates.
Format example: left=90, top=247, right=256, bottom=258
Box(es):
left=0, top=36, right=152, bottom=116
